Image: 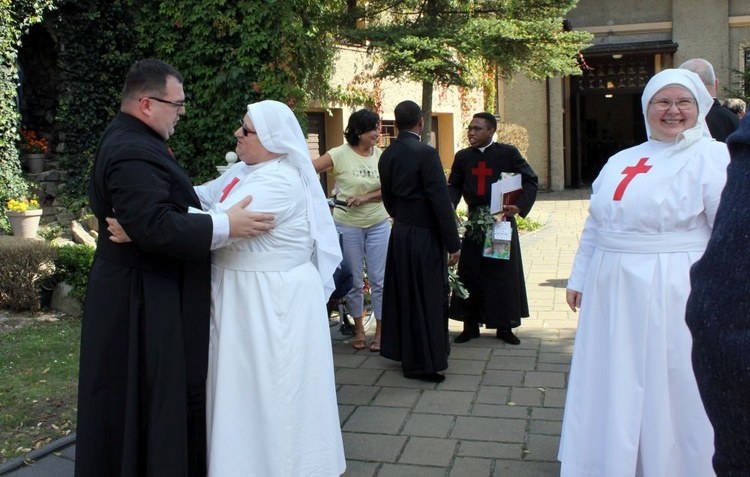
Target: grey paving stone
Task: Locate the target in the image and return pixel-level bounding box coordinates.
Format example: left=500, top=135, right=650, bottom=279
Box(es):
left=487, top=355, right=537, bottom=371
left=540, top=339, right=574, bottom=354
left=537, top=352, right=572, bottom=364
left=339, top=404, right=356, bottom=424
left=445, top=358, right=487, bottom=375
left=448, top=346, right=493, bottom=360
left=398, top=436, right=457, bottom=466
left=457, top=441, right=522, bottom=459
left=438, top=373, right=483, bottom=392
left=509, top=387, right=544, bottom=407
left=449, top=457, right=493, bottom=477
left=489, top=348, right=538, bottom=357
left=482, top=370, right=524, bottom=386
left=523, top=371, right=566, bottom=388
left=359, top=355, right=402, bottom=370
left=529, top=419, right=562, bottom=436
left=401, top=413, right=454, bottom=438
left=451, top=416, right=526, bottom=443
left=333, top=353, right=370, bottom=368
left=342, top=406, right=409, bottom=434
left=5, top=455, right=74, bottom=477
left=377, top=463, right=447, bottom=477
left=376, top=370, right=440, bottom=389
left=337, top=384, right=381, bottom=405
left=341, top=432, right=407, bottom=462
left=536, top=363, right=571, bottom=373
left=531, top=407, right=564, bottom=421
left=476, top=385, right=511, bottom=404
left=471, top=403, right=529, bottom=419
left=414, top=390, right=474, bottom=415
left=525, top=434, right=561, bottom=461
left=542, top=388, right=567, bottom=408
left=341, top=459, right=379, bottom=477
left=492, top=459, right=561, bottom=477
left=335, top=367, right=385, bottom=385
left=371, top=387, right=422, bottom=408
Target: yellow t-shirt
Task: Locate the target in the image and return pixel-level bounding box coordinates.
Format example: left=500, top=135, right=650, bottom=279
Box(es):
left=328, top=144, right=389, bottom=228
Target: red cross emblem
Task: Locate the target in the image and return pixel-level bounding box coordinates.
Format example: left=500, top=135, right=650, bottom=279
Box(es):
left=471, top=161, right=493, bottom=196
left=613, top=157, right=651, bottom=201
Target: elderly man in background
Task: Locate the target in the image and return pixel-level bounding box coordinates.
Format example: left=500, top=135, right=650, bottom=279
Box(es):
left=680, top=58, right=740, bottom=142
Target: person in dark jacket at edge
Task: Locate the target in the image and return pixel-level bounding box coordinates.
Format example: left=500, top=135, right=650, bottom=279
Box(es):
left=686, top=112, right=750, bottom=477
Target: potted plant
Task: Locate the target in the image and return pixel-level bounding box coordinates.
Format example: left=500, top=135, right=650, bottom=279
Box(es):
left=6, top=196, right=43, bottom=238
left=19, top=129, right=49, bottom=174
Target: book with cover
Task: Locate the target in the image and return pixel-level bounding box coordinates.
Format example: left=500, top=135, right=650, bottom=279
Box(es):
left=489, top=172, right=522, bottom=214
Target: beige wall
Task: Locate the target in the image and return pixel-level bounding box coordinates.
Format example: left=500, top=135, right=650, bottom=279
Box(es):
left=319, top=46, right=484, bottom=170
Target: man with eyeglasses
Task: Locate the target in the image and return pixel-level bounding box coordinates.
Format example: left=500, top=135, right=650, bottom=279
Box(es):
left=76, top=59, right=274, bottom=477
left=448, top=112, right=538, bottom=345
left=680, top=58, right=740, bottom=142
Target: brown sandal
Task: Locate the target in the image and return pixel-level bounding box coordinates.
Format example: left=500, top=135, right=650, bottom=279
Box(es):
left=369, top=336, right=381, bottom=352
left=352, top=330, right=367, bottom=350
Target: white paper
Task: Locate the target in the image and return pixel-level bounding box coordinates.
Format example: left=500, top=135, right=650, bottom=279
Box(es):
left=490, top=173, right=522, bottom=214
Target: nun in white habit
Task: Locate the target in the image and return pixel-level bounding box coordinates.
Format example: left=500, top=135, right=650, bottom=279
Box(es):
left=558, top=69, right=728, bottom=476
left=200, top=100, right=345, bottom=477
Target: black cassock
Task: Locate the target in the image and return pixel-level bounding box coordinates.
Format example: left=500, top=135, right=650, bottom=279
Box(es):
left=448, top=142, right=538, bottom=330
left=75, top=112, right=213, bottom=477
left=378, top=132, right=460, bottom=374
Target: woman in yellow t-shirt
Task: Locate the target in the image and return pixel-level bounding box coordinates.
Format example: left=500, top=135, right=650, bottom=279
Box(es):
left=314, top=109, right=390, bottom=351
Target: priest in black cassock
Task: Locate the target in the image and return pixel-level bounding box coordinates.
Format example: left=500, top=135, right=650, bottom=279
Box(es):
left=448, top=112, right=538, bottom=345
left=75, top=59, right=273, bottom=477
left=378, top=100, right=461, bottom=383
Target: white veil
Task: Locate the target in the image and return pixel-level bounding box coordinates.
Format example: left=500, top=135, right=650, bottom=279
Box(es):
left=247, top=100, right=342, bottom=298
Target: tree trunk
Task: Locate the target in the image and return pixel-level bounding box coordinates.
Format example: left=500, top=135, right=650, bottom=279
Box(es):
left=421, top=80, right=433, bottom=145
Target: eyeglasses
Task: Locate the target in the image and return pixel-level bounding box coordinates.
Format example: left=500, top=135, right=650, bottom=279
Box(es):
left=467, top=126, right=492, bottom=132
left=143, top=96, right=186, bottom=108
left=239, top=119, right=256, bottom=136
left=649, top=98, right=697, bottom=111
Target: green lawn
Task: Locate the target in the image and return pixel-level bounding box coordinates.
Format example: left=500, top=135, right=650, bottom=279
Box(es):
left=0, top=317, right=80, bottom=463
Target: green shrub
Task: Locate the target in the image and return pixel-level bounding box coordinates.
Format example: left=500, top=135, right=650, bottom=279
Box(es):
left=52, top=244, right=94, bottom=303
left=0, top=237, right=56, bottom=311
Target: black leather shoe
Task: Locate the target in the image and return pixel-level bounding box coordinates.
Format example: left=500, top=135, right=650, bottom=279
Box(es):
left=454, top=326, right=480, bottom=343
left=496, top=329, right=521, bottom=345
left=404, top=372, right=446, bottom=383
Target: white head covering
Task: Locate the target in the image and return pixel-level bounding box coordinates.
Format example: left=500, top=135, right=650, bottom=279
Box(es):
left=246, top=100, right=342, bottom=298
left=641, top=68, right=713, bottom=151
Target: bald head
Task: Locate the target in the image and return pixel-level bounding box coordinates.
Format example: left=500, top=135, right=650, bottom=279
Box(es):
left=679, top=58, right=718, bottom=97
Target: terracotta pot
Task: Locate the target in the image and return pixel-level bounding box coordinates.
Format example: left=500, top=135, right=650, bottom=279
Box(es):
left=6, top=209, right=43, bottom=238
left=25, top=153, right=45, bottom=174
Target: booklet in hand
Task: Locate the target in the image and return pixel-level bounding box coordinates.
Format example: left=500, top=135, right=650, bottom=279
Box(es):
left=490, top=173, right=522, bottom=214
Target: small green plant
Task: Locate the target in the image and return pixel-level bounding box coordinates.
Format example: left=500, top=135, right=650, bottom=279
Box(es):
left=52, top=244, right=95, bottom=303
left=516, top=216, right=543, bottom=232
left=0, top=237, right=55, bottom=311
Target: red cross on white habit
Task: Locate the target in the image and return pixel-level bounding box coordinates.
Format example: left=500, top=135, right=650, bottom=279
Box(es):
left=220, top=177, right=240, bottom=203
left=613, top=157, right=651, bottom=201
left=471, top=161, right=493, bottom=196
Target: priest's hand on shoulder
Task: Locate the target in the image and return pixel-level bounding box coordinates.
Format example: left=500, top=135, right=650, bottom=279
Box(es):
left=227, top=195, right=275, bottom=238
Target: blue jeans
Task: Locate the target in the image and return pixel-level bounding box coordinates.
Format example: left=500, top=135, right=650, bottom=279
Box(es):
left=336, top=219, right=390, bottom=320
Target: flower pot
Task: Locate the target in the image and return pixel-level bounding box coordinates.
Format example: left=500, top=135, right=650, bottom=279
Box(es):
left=6, top=209, right=43, bottom=238
left=25, top=153, right=45, bottom=174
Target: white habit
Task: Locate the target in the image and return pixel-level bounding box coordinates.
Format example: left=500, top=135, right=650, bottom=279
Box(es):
left=201, top=158, right=346, bottom=477
left=559, top=69, right=729, bottom=477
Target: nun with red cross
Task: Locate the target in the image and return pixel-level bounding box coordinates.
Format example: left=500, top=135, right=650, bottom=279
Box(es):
left=447, top=112, right=538, bottom=345
left=559, top=69, right=729, bottom=477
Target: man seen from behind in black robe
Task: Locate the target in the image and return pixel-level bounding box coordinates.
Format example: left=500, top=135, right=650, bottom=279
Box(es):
left=448, top=112, right=538, bottom=345
left=378, top=100, right=461, bottom=383
left=75, top=59, right=275, bottom=477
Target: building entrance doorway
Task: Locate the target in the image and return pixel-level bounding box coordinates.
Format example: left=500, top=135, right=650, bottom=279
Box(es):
left=570, top=54, right=654, bottom=186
